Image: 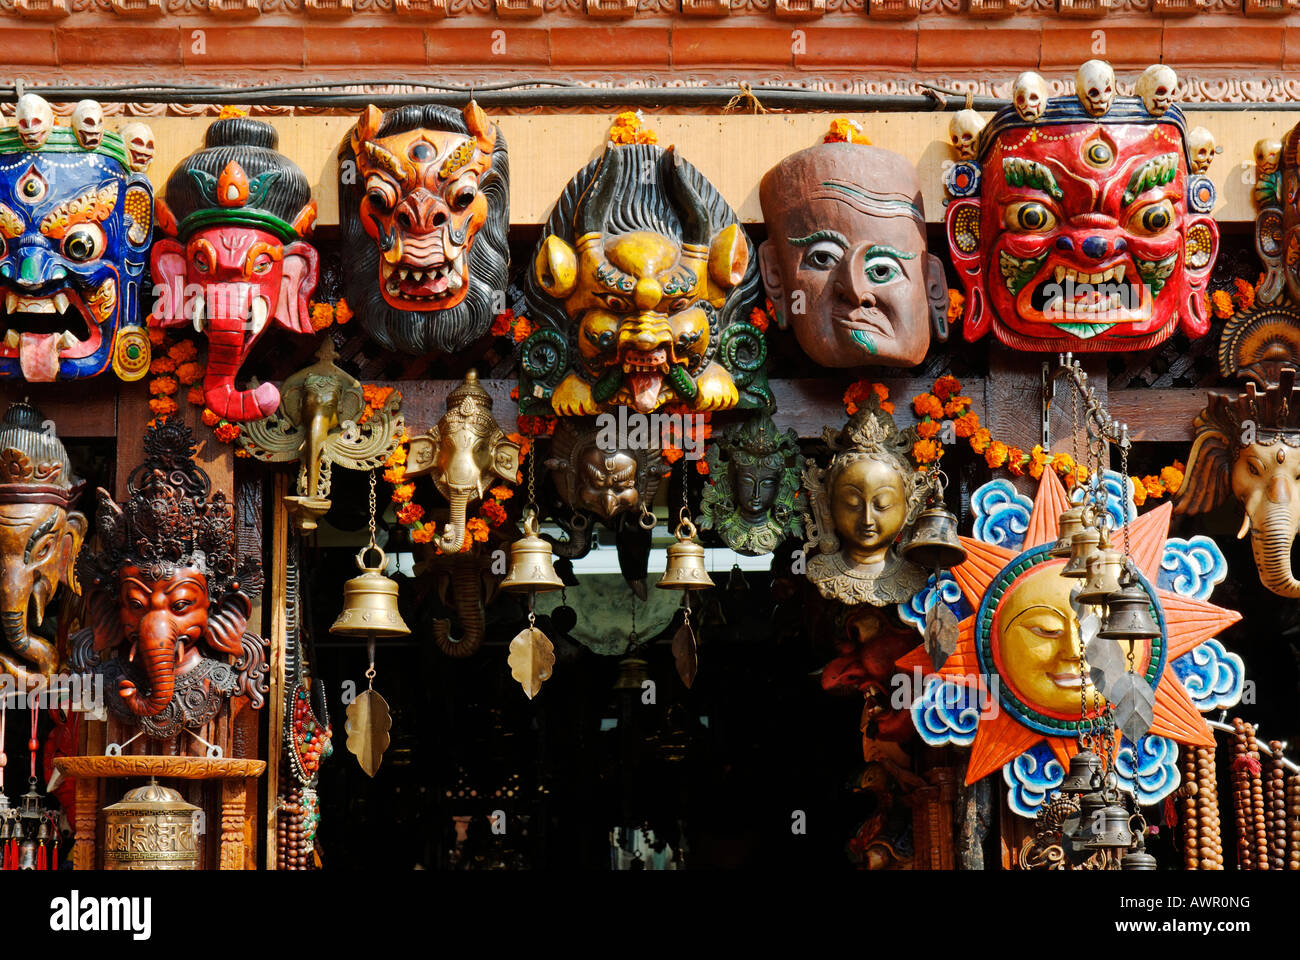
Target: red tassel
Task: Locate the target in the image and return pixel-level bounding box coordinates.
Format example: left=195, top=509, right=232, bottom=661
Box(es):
left=4, top=838, right=16, bottom=870
left=36, top=842, right=46, bottom=871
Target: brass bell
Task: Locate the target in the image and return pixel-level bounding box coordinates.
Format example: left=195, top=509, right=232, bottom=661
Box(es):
left=1100, top=578, right=1161, bottom=642
left=613, top=655, right=650, bottom=692
left=331, top=546, right=411, bottom=638
left=903, top=505, right=967, bottom=571
left=657, top=517, right=714, bottom=591
left=1122, top=846, right=1158, bottom=870
left=1059, top=749, right=1102, bottom=795
left=1060, top=527, right=1101, bottom=579
left=501, top=510, right=563, bottom=594
left=1083, top=801, right=1135, bottom=851
left=1076, top=548, right=1124, bottom=605
left=1049, top=505, right=1087, bottom=558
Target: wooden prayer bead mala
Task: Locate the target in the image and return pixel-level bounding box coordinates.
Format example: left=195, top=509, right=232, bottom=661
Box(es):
left=1181, top=747, right=1199, bottom=870
left=1195, top=745, right=1223, bottom=870
left=1265, top=740, right=1287, bottom=871
left=1231, top=720, right=1254, bottom=869
left=1245, top=723, right=1270, bottom=869
left=1288, top=774, right=1300, bottom=871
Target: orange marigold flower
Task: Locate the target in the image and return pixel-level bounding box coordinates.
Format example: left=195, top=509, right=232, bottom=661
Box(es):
left=913, top=393, right=944, bottom=420
left=149, top=397, right=178, bottom=416
left=201, top=408, right=221, bottom=427
left=187, top=386, right=205, bottom=405
left=871, top=383, right=889, bottom=404
left=466, top=517, right=490, bottom=543
left=1160, top=465, right=1184, bottom=494
left=1131, top=477, right=1147, bottom=507
left=175, top=361, right=204, bottom=386
left=933, top=374, right=962, bottom=401
left=985, top=440, right=1008, bottom=468
left=1006, top=447, right=1026, bottom=476
left=953, top=414, right=977, bottom=439
left=1232, top=277, right=1256, bottom=312
left=491, top=309, right=514, bottom=338
left=510, top=386, right=519, bottom=400
left=970, top=427, right=992, bottom=453
left=1028, top=445, right=1049, bottom=480
left=149, top=357, right=176, bottom=375
left=396, top=503, right=425, bottom=525
left=148, top=326, right=167, bottom=346
left=481, top=500, right=508, bottom=526
left=1143, top=475, right=1165, bottom=499
left=392, top=483, right=416, bottom=503
left=748, top=305, right=770, bottom=333
left=214, top=422, right=241, bottom=443
left=1052, top=453, right=1076, bottom=477
left=309, top=302, right=333, bottom=331
left=511, top=317, right=534, bottom=343
left=383, top=467, right=406, bottom=485
left=411, top=524, right=436, bottom=545
left=843, top=380, right=872, bottom=415
left=218, top=105, right=248, bottom=119
left=916, top=420, right=941, bottom=440
left=662, top=445, right=684, bottom=464
left=385, top=444, right=408, bottom=469
left=335, top=300, right=353, bottom=325
left=149, top=376, right=178, bottom=396
left=1210, top=290, right=1234, bottom=319
left=912, top=439, right=941, bottom=464
left=489, top=485, right=514, bottom=501
left=167, top=339, right=197, bottom=363
left=235, top=448, right=250, bottom=458
left=696, top=459, right=710, bottom=475
left=947, top=289, right=965, bottom=324
left=943, top=396, right=973, bottom=418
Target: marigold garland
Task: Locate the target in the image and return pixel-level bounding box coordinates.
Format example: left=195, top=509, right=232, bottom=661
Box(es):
left=304, top=298, right=354, bottom=332
left=824, top=118, right=871, bottom=145
left=838, top=374, right=1181, bottom=501
left=609, top=111, right=658, bottom=145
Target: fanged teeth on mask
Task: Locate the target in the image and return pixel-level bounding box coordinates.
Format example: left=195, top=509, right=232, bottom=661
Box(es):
left=1051, top=265, right=1128, bottom=285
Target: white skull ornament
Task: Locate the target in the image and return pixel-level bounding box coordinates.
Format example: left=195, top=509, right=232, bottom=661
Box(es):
left=949, top=109, right=986, bottom=161
left=14, top=94, right=54, bottom=151
left=1135, top=64, right=1177, bottom=117
left=1012, top=72, right=1048, bottom=122
left=1187, top=127, right=1220, bottom=175
left=1255, top=138, right=1282, bottom=177
left=120, top=122, right=156, bottom=173
left=71, top=100, right=104, bottom=151
left=1075, top=60, right=1116, bottom=118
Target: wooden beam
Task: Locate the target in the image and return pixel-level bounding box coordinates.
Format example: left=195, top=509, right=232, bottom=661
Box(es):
left=134, top=111, right=1289, bottom=228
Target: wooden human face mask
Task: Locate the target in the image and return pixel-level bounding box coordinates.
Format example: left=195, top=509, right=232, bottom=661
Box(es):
left=759, top=143, right=948, bottom=368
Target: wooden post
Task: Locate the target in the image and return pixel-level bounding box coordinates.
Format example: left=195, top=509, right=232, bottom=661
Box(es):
left=73, top=776, right=97, bottom=870
left=264, top=472, right=290, bottom=870
left=220, top=777, right=248, bottom=870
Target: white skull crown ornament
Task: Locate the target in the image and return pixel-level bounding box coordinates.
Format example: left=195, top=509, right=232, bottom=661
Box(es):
left=71, top=99, right=105, bottom=151
left=119, top=122, right=156, bottom=173
left=1135, top=64, right=1178, bottom=117
left=14, top=94, right=54, bottom=150
left=949, top=109, right=986, bottom=161
left=1012, top=71, right=1048, bottom=122
left=1075, top=59, right=1116, bottom=117
left=1189, top=127, right=1221, bottom=175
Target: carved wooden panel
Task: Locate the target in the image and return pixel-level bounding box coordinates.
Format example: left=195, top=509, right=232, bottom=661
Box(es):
left=303, top=0, right=352, bottom=14
left=206, top=0, right=261, bottom=14
left=1243, top=0, right=1290, bottom=13
left=494, top=0, right=543, bottom=13
left=1057, top=0, right=1109, bottom=13
left=866, top=0, right=919, bottom=17
left=967, top=0, right=1015, bottom=14
left=13, top=0, right=69, bottom=17
left=394, top=0, right=448, bottom=13
left=773, top=0, right=825, bottom=14
left=585, top=0, right=635, bottom=14
left=681, top=0, right=731, bottom=13
left=1152, top=0, right=1203, bottom=12
left=110, top=0, right=163, bottom=14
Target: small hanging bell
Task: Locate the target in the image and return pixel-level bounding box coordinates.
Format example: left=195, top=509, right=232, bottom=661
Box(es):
left=657, top=517, right=714, bottom=591
left=1071, top=789, right=1109, bottom=844
left=331, top=546, right=411, bottom=638
left=1060, top=527, right=1101, bottom=579
left=501, top=511, right=564, bottom=593
left=903, top=505, right=967, bottom=570
left=1083, top=800, right=1135, bottom=851
left=1121, top=845, right=1157, bottom=870
left=1076, top=548, right=1124, bottom=605
left=1059, top=748, right=1102, bottom=795
left=1049, top=505, right=1087, bottom=558
left=1099, top=578, right=1161, bottom=642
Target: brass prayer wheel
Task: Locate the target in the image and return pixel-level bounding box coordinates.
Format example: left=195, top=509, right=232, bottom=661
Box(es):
left=331, top=546, right=411, bottom=638
left=103, top=779, right=200, bottom=871
left=903, top=505, right=967, bottom=571
left=657, top=518, right=714, bottom=591
left=501, top=511, right=564, bottom=594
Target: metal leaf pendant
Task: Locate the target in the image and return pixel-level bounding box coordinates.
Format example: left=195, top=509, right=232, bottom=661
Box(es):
left=344, top=689, right=391, bottom=779
left=1085, top=634, right=1125, bottom=699
left=508, top=627, right=556, bottom=700
left=924, top=601, right=959, bottom=672
left=672, top=621, right=698, bottom=689
left=1108, top=673, right=1156, bottom=745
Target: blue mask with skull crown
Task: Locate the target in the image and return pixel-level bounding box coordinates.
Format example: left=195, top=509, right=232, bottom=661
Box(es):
left=0, top=95, right=154, bottom=382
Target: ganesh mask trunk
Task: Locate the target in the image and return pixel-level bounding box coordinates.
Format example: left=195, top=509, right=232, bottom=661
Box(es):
left=120, top=609, right=179, bottom=716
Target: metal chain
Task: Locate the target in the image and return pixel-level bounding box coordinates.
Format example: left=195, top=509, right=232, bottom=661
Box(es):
left=1071, top=376, right=1082, bottom=492
left=1119, top=424, right=1132, bottom=559
left=527, top=442, right=537, bottom=511
left=367, top=469, right=378, bottom=551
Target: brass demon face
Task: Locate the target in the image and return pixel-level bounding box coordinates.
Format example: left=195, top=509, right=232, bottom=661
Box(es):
left=352, top=104, right=497, bottom=315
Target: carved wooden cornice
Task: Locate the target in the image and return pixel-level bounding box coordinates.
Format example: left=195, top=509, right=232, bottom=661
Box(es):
left=54, top=755, right=267, bottom=779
